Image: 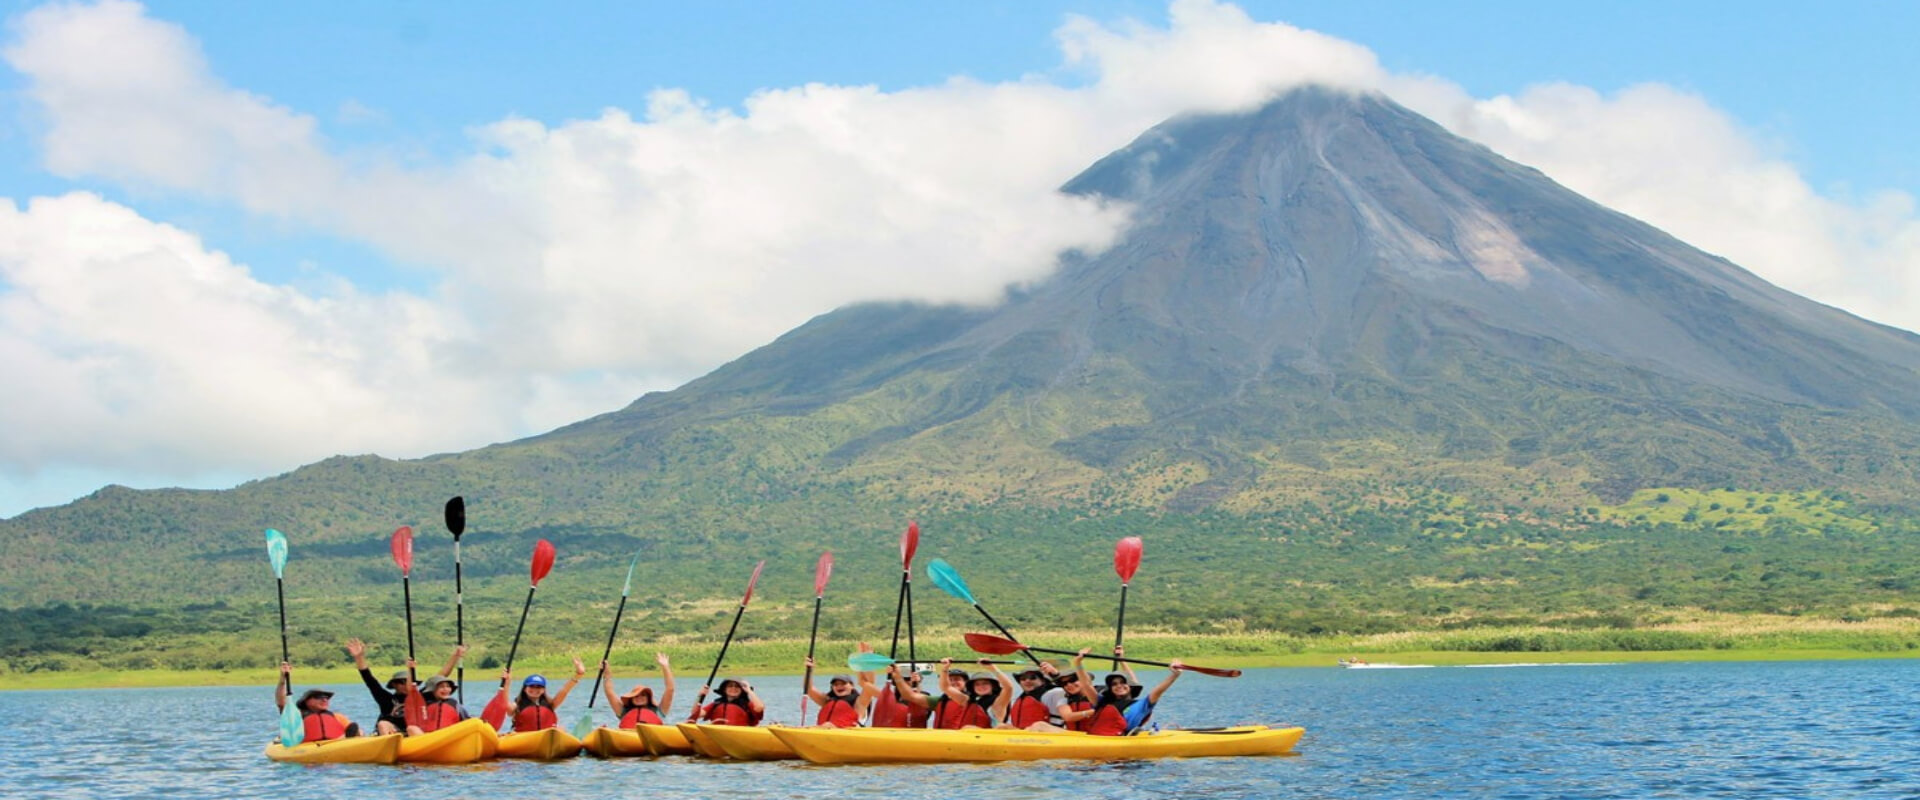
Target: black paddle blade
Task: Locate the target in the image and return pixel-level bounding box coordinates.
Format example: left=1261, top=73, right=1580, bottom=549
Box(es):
left=445, top=496, right=466, bottom=538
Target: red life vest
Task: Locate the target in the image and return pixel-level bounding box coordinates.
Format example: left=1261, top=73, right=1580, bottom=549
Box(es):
left=512, top=703, right=558, bottom=732
left=1009, top=691, right=1053, bottom=728
left=1064, top=697, right=1093, bottom=732
left=1086, top=701, right=1129, bottom=736
left=618, top=704, right=664, bottom=728
left=302, top=710, right=350, bottom=741
left=815, top=693, right=862, bottom=727
left=932, top=696, right=993, bottom=730
left=419, top=699, right=464, bottom=732
left=700, top=700, right=762, bottom=726
left=870, top=685, right=931, bottom=728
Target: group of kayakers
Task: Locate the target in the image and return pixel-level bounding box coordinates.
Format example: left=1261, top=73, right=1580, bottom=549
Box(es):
left=276, top=637, right=1184, bottom=743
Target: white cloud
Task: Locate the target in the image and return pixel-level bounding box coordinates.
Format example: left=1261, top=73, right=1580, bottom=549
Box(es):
left=1, top=0, right=1917, bottom=515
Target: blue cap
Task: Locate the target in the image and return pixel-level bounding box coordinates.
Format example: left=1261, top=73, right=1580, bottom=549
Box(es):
left=524, top=674, right=548, bottom=688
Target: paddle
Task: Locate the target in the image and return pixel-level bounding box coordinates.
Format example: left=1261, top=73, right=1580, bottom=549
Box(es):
left=265, top=529, right=302, bottom=747
left=390, top=526, right=427, bottom=729
left=572, top=549, right=642, bottom=739
left=924, top=558, right=1042, bottom=666
left=445, top=496, right=467, bottom=706
left=482, top=539, right=557, bottom=729
left=963, top=632, right=1242, bottom=678
left=888, top=522, right=919, bottom=663
left=1112, top=536, right=1143, bottom=670
left=846, top=652, right=1018, bottom=672
left=687, top=560, right=765, bottom=721
left=800, top=551, right=834, bottom=723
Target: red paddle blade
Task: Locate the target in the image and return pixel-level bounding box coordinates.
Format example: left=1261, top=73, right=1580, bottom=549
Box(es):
left=1182, top=665, right=1243, bottom=678
left=530, top=539, right=557, bottom=585
left=403, top=684, right=428, bottom=729
left=813, top=551, right=834, bottom=596
left=901, top=521, right=920, bottom=570
left=741, top=560, right=766, bottom=606
left=1115, top=536, right=1143, bottom=582
left=390, top=526, right=414, bottom=576
left=480, top=689, right=510, bottom=729
left=963, top=631, right=1025, bottom=655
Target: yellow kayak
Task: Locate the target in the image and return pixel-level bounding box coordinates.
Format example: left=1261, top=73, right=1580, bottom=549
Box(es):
left=769, top=725, right=1305, bottom=764
left=675, top=722, right=732, bottom=759
left=263, top=733, right=402, bottom=764
left=497, top=727, right=583, bottom=760
left=699, top=724, right=800, bottom=761
left=635, top=722, right=696, bottom=756
left=398, top=718, right=499, bottom=764
left=581, top=726, right=651, bottom=758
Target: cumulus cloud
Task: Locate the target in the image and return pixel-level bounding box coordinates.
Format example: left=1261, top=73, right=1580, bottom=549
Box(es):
left=1, top=0, right=1917, bottom=514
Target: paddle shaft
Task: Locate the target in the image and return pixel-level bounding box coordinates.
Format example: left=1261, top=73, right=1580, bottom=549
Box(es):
left=401, top=574, right=418, bottom=681
left=500, top=584, right=538, bottom=683
left=454, top=540, right=464, bottom=706
left=1112, top=581, right=1129, bottom=671
left=690, top=601, right=748, bottom=718
left=275, top=577, right=291, bottom=691
left=905, top=578, right=918, bottom=666
left=1024, top=643, right=1224, bottom=675
left=801, top=592, right=824, bottom=721
left=888, top=573, right=906, bottom=658
left=585, top=594, right=629, bottom=709
left=969, top=603, right=1044, bottom=666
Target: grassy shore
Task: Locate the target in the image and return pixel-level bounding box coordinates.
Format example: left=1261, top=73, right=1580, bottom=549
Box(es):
left=9, top=613, right=1916, bottom=690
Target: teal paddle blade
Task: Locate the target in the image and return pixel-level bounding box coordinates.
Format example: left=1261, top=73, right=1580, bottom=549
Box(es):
left=925, top=558, right=975, bottom=605
left=620, top=551, right=640, bottom=597
left=847, top=652, right=895, bottom=672
left=278, top=700, right=303, bottom=748
left=264, top=529, right=288, bottom=579
left=571, top=711, right=597, bottom=740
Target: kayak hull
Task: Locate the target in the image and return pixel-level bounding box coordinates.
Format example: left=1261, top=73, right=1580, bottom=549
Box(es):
left=398, top=718, right=499, bottom=764
left=769, top=725, right=1304, bottom=764
left=700, top=724, right=799, bottom=761
left=264, top=733, right=402, bottom=764
left=635, top=722, right=696, bottom=756
left=581, top=726, right=651, bottom=758
left=497, top=727, right=583, bottom=760
left=675, top=722, right=732, bottom=759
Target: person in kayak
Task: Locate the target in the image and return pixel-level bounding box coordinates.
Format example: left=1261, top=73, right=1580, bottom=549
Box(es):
left=602, top=653, right=676, bottom=728
left=802, top=656, right=873, bottom=728
left=691, top=677, right=765, bottom=725
left=502, top=656, right=586, bottom=732
left=345, top=637, right=465, bottom=735
left=1005, top=662, right=1072, bottom=731
left=1071, top=647, right=1185, bottom=736
left=886, top=660, right=974, bottom=729
left=867, top=655, right=932, bottom=728
left=1053, top=669, right=1095, bottom=732
left=408, top=675, right=471, bottom=734
left=274, top=662, right=360, bottom=740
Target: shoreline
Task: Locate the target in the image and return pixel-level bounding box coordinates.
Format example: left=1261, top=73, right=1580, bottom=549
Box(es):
left=7, top=647, right=1916, bottom=691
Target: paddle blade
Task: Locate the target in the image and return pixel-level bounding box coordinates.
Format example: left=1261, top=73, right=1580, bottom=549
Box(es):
left=620, top=550, right=641, bottom=597
left=389, top=526, right=414, bottom=576
left=848, top=652, right=895, bottom=672
left=1115, top=536, right=1143, bottom=582
left=926, top=558, right=975, bottom=605
left=901, top=521, right=920, bottom=569
left=264, top=529, right=288, bottom=579
left=278, top=700, right=303, bottom=747
left=480, top=688, right=510, bottom=730
left=1181, top=665, right=1243, bottom=678
left=741, top=560, right=766, bottom=606
left=403, top=685, right=428, bottom=729
left=813, top=551, right=834, bottom=596
left=530, top=539, right=557, bottom=585
left=445, top=496, right=466, bottom=539
left=963, top=632, right=1025, bottom=655
left=571, top=711, right=596, bottom=740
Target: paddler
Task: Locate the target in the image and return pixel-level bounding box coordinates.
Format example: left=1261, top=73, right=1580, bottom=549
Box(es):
left=867, top=654, right=932, bottom=728
left=802, top=655, right=873, bottom=728
left=275, top=662, right=360, bottom=740
left=501, top=656, right=586, bottom=732
left=407, top=675, right=472, bottom=734
left=691, top=677, right=765, bottom=725
left=885, top=660, right=974, bottom=729
left=345, top=637, right=465, bottom=735
left=601, top=653, right=677, bottom=728
left=1071, top=646, right=1184, bottom=736
left=1004, top=661, right=1073, bottom=731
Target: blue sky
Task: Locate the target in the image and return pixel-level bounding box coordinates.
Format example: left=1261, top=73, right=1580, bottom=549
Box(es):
left=0, top=0, right=1916, bottom=517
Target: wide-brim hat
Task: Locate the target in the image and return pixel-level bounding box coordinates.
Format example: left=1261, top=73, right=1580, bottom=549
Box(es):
left=1014, top=668, right=1046, bottom=680
left=387, top=670, right=410, bottom=686
left=296, top=689, right=334, bottom=710
left=620, top=684, right=654, bottom=700
left=423, top=676, right=457, bottom=692
left=829, top=674, right=855, bottom=685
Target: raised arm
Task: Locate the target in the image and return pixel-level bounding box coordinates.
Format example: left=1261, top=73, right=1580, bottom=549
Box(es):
left=549, top=657, right=587, bottom=707
left=985, top=661, right=1014, bottom=719
left=888, top=665, right=934, bottom=709
left=656, top=653, right=676, bottom=716
left=438, top=644, right=469, bottom=681
left=275, top=662, right=292, bottom=711
left=1071, top=649, right=1098, bottom=703
left=1146, top=660, right=1183, bottom=705
left=1114, top=645, right=1140, bottom=684
left=349, top=638, right=387, bottom=696
left=803, top=657, right=829, bottom=704
left=939, top=659, right=969, bottom=706
left=600, top=661, right=626, bottom=714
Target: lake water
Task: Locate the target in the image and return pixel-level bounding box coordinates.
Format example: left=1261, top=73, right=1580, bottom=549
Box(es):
left=4, top=659, right=1916, bottom=799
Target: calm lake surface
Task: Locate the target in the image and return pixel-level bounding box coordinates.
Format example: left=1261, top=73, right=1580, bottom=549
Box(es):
left=5, top=659, right=1916, bottom=799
